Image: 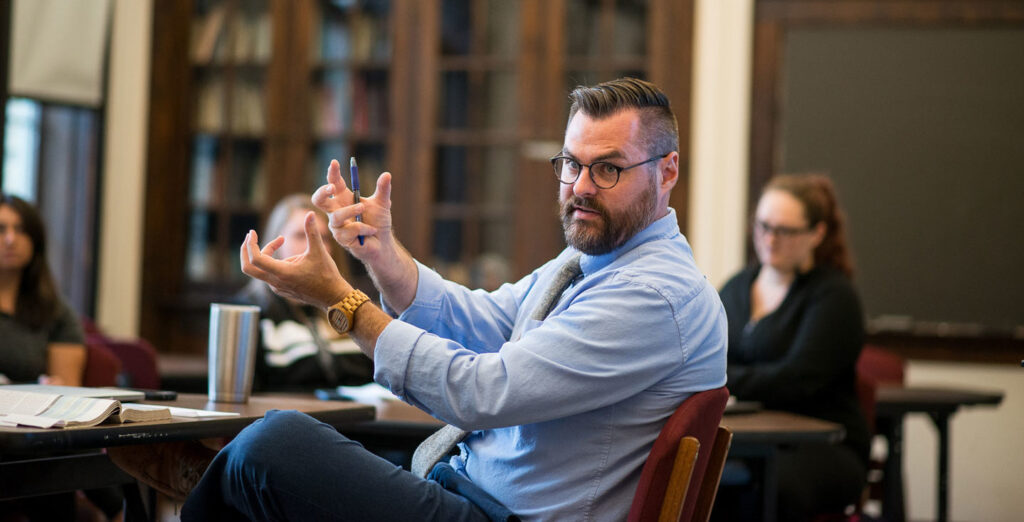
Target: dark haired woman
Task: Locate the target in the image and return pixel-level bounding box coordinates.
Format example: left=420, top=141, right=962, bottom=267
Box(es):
left=0, top=194, right=86, bottom=385
left=0, top=194, right=114, bottom=518
left=717, top=174, right=868, bottom=520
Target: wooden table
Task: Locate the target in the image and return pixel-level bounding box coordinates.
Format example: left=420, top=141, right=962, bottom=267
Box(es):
left=0, top=394, right=374, bottom=519
left=875, top=385, right=1004, bottom=522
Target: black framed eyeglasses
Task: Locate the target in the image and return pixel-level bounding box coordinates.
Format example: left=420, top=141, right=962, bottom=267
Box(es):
left=550, top=153, right=670, bottom=189
left=753, top=220, right=812, bottom=239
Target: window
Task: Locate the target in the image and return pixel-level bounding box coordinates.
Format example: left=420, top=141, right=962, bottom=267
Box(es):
left=2, top=97, right=41, bottom=200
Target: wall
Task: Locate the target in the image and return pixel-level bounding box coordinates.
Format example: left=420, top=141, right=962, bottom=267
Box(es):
left=688, top=0, right=753, bottom=287
left=903, top=361, right=1022, bottom=522
left=95, top=0, right=1021, bottom=519
left=96, top=0, right=151, bottom=337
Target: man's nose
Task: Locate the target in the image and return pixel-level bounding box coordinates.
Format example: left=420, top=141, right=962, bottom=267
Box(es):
left=572, top=167, right=598, bottom=197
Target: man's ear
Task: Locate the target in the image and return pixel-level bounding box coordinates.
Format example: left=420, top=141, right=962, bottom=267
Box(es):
left=660, top=152, right=679, bottom=192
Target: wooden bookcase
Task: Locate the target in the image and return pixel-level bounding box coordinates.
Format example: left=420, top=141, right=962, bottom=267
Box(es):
left=143, top=0, right=694, bottom=354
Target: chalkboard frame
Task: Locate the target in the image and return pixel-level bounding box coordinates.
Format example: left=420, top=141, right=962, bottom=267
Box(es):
left=749, top=0, right=1024, bottom=363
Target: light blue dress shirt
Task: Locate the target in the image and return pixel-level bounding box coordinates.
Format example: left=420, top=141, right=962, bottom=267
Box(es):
left=375, top=208, right=727, bottom=521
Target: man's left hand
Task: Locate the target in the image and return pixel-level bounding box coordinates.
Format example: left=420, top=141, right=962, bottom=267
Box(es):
left=240, top=210, right=351, bottom=309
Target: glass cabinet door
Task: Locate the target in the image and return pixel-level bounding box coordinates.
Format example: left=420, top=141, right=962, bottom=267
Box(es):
left=309, top=0, right=392, bottom=192
left=431, top=0, right=521, bottom=289
left=565, top=0, right=649, bottom=90
left=186, top=0, right=271, bottom=285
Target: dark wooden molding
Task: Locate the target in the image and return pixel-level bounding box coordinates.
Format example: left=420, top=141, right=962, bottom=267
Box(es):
left=757, top=0, right=1024, bottom=24
left=141, top=0, right=193, bottom=352
left=869, top=332, right=1024, bottom=364
left=649, top=0, right=695, bottom=235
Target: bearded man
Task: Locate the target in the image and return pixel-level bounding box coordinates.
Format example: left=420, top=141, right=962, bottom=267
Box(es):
left=170, top=77, right=726, bottom=522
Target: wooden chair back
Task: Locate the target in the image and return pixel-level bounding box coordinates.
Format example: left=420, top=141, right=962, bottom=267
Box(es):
left=627, top=386, right=730, bottom=522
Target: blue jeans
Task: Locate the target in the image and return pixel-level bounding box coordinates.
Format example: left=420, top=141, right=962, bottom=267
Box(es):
left=181, top=409, right=490, bottom=522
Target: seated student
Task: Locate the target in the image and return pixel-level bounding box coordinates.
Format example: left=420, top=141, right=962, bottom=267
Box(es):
left=716, top=174, right=869, bottom=520
left=115, top=78, right=728, bottom=521
left=0, top=194, right=121, bottom=521
left=233, top=194, right=374, bottom=391
left=0, top=194, right=86, bottom=386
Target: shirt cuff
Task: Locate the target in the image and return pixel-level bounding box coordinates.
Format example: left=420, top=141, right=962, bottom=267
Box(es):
left=373, top=319, right=426, bottom=399
left=374, top=262, right=449, bottom=398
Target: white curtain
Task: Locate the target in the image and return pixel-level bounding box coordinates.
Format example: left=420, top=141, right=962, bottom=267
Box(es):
left=8, top=0, right=113, bottom=107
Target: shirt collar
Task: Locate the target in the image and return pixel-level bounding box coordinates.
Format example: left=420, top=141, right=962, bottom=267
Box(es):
left=577, top=207, right=681, bottom=276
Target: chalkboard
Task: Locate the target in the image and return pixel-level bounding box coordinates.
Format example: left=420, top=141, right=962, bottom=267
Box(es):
left=777, top=28, right=1024, bottom=335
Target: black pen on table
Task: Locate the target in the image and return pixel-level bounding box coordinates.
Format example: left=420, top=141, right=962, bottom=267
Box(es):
left=349, top=157, right=364, bottom=245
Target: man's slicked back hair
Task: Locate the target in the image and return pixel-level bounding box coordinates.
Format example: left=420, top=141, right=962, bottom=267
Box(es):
left=567, top=77, right=678, bottom=157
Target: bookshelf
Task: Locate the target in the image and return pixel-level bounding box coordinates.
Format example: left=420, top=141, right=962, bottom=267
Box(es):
left=143, top=0, right=694, bottom=353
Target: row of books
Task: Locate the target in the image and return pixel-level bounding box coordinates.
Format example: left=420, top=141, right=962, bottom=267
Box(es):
left=312, top=70, right=389, bottom=135
left=194, top=72, right=390, bottom=136
left=194, top=76, right=267, bottom=135
left=185, top=209, right=262, bottom=283
left=315, top=3, right=391, bottom=62
left=192, top=2, right=273, bottom=64
left=191, top=2, right=390, bottom=65
left=189, top=139, right=266, bottom=206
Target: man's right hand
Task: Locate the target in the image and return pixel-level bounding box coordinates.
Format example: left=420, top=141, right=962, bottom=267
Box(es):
left=311, top=159, right=394, bottom=258
left=312, top=160, right=418, bottom=313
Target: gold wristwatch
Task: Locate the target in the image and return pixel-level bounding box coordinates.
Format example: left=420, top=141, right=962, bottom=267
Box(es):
left=326, top=289, right=370, bottom=334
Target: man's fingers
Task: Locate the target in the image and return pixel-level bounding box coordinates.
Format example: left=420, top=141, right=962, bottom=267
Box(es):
left=302, top=211, right=329, bottom=258
left=311, top=184, right=335, bottom=209
left=242, top=230, right=262, bottom=263
left=333, top=222, right=379, bottom=247
left=240, top=231, right=274, bottom=282
left=313, top=160, right=348, bottom=209
left=242, top=231, right=288, bottom=277
left=375, top=172, right=392, bottom=208
left=326, top=158, right=344, bottom=187
left=261, top=236, right=284, bottom=256
left=327, top=204, right=365, bottom=229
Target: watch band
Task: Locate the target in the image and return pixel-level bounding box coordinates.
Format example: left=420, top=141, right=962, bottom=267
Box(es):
left=336, top=289, right=370, bottom=315
left=327, top=289, right=370, bottom=334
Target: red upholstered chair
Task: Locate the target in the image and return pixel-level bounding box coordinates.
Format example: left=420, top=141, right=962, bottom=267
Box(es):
left=811, top=347, right=900, bottom=522
left=80, top=317, right=162, bottom=390
left=83, top=342, right=122, bottom=387
left=856, top=345, right=905, bottom=387
left=627, top=386, right=731, bottom=522
left=856, top=345, right=906, bottom=511
left=855, top=371, right=878, bottom=435
left=102, top=338, right=161, bottom=390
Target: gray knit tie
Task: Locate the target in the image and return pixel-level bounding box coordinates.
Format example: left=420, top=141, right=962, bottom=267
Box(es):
left=410, top=254, right=583, bottom=477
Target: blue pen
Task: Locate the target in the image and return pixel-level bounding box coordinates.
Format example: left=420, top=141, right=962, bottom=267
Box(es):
left=349, top=157, right=364, bottom=245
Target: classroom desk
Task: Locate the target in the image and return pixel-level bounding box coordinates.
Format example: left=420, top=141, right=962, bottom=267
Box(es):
left=0, top=394, right=374, bottom=520
left=720, top=410, right=845, bottom=522
left=342, top=400, right=844, bottom=522
left=874, top=385, right=1004, bottom=522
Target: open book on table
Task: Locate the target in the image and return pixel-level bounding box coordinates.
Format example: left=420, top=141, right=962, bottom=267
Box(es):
left=0, top=388, right=171, bottom=429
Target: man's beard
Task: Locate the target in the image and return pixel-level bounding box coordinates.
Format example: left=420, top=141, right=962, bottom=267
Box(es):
left=560, top=178, right=658, bottom=255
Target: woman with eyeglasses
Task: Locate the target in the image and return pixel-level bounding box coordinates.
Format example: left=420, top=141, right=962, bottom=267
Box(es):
left=715, top=174, right=869, bottom=521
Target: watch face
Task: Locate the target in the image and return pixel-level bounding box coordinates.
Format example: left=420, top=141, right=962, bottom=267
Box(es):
left=329, top=308, right=351, bottom=333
